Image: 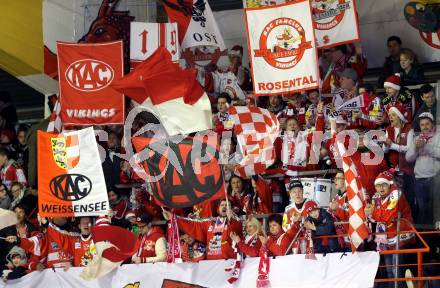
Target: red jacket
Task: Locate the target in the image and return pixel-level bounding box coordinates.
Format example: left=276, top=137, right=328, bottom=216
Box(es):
left=370, top=186, right=414, bottom=246
left=47, top=224, right=95, bottom=267
left=135, top=227, right=166, bottom=263
left=243, top=177, right=272, bottom=215
left=111, top=198, right=128, bottom=220
left=0, top=160, right=27, bottom=190
left=176, top=216, right=242, bottom=260
left=20, top=231, right=73, bottom=269
left=283, top=199, right=316, bottom=231
left=385, top=123, right=413, bottom=175
left=236, top=234, right=262, bottom=257
left=266, top=225, right=300, bottom=256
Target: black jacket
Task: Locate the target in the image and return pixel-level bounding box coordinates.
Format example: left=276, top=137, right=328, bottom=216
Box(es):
left=308, top=209, right=340, bottom=254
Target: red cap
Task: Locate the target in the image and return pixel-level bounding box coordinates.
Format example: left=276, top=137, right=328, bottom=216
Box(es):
left=304, top=201, right=319, bottom=214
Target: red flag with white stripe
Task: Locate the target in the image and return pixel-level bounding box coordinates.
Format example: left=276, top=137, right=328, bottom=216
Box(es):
left=336, top=140, right=369, bottom=251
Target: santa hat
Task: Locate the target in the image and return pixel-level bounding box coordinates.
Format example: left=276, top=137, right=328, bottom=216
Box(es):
left=125, top=210, right=136, bottom=220
left=387, top=103, right=407, bottom=122
left=229, top=45, right=243, bottom=58
left=374, top=170, right=394, bottom=186
left=384, top=74, right=401, bottom=91
left=304, top=201, right=319, bottom=214
left=95, top=216, right=111, bottom=227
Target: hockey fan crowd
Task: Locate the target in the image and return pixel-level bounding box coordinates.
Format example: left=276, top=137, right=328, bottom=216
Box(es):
left=0, top=36, right=439, bottom=286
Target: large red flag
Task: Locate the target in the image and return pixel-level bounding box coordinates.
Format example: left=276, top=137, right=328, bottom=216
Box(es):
left=111, top=47, right=212, bottom=136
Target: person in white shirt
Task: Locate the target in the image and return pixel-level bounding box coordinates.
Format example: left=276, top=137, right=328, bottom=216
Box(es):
left=406, top=112, right=440, bottom=225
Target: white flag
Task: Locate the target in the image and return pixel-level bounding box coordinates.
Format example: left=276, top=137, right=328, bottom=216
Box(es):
left=130, top=22, right=180, bottom=63
left=245, top=1, right=319, bottom=95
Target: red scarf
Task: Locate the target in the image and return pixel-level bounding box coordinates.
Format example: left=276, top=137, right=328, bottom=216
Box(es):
left=166, top=214, right=182, bottom=263
left=256, top=246, right=270, bottom=288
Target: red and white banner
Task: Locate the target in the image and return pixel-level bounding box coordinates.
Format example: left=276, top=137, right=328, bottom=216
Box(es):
left=37, top=127, right=109, bottom=217
left=312, top=0, right=360, bottom=48
left=130, top=22, right=180, bottom=64
left=337, top=140, right=369, bottom=251
left=229, top=106, right=280, bottom=177
left=1, top=252, right=380, bottom=288
left=57, top=41, right=124, bottom=125
left=243, top=0, right=360, bottom=49
left=245, top=1, right=319, bottom=96
left=163, top=0, right=226, bottom=50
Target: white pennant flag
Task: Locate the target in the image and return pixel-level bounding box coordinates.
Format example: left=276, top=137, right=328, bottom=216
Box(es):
left=163, top=0, right=226, bottom=50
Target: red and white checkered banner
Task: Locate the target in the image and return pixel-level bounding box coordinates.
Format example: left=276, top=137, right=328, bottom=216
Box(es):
left=130, top=22, right=180, bottom=65
left=228, top=106, right=279, bottom=178
left=244, top=1, right=319, bottom=95
left=336, top=140, right=369, bottom=251
left=243, top=0, right=360, bottom=49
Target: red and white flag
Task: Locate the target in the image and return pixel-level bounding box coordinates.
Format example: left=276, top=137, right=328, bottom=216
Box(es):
left=312, top=0, right=360, bottom=48
left=163, top=0, right=225, bottom=50
left=57, top=41, right=124, bottom=125
left=47, top=96, right=62, bottom=133
left=336, top=140, right=369, bottom=251
left=228, top=106, right=280, bottom=178
left=38, top=127, right=109, bottom=217
left=81, top=218, right=139, bottom=280
left=245, top=1, right=319, bottom=95
left=112, top=47, right=212, bottom=136
left=130, top=22, right=180, bottom=64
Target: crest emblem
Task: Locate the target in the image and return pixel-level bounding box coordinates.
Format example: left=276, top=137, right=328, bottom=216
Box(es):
left=312, top=0, right=350, bottom=30
left=254, top=17, right=312, bottom=69
left=51, top=135, right=80, bottom=170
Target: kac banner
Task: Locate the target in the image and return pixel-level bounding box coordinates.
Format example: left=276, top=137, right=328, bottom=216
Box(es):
left=132, top=135, right=224, bottom=208
left=245, top=1, right=319, bottom=95
left=57, top=41, right=124, bottom=125
left=37, top=127, right=109, bottom=217
left=312, top=0, right=360, bottom=48
left=130, top=22, right=180, bottom=64
left=1, top=252, right=380, bottom=288
left=243, top=0, right=360, bottom=49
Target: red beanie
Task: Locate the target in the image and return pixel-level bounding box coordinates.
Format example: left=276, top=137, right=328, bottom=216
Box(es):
left=384, top=74, right=401, bottom=91
left=304, top=200, right=319, bottom=214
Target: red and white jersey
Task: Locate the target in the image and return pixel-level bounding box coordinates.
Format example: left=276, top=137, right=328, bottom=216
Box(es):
left=135, top=227, right=166, bottom=263
left=1, top=160, right=27, bottom=190
left=47, top=223, right=96, bottom=267
left=370, top=186, right=414, bottom=246
left=282, top=199, right=317, bottom=231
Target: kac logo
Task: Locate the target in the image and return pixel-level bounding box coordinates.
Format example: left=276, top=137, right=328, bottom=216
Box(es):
left=49, top=174, right=92, bottom=201
left=254, top=17, right=312, bottom=69
left=312, top=0, right=350, bottom=30
left=65, top=59, right=114, bottom=92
